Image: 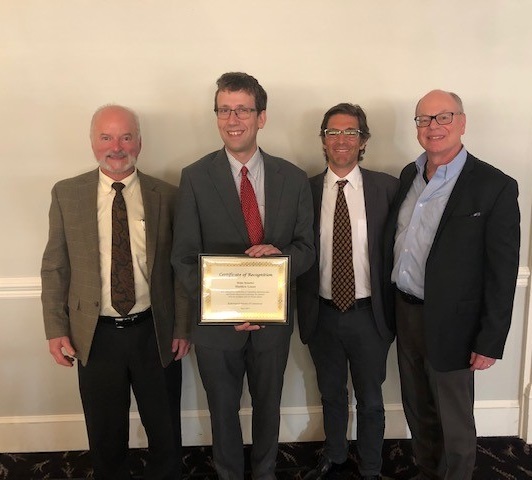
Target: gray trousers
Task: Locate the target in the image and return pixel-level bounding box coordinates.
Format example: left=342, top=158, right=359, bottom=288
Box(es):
left=395, top=292, right=476, bottom=480
left=308, top=300, right=391, bottom=477
left=195, top=337, right=290, bottom=480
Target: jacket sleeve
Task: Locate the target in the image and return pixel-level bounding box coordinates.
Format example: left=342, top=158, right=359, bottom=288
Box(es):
left=474, top=176, right=520, bottom=358
left=41, top=184, right=71, bottom=340
left=171, top=168, right=203, bottom=299
left=280, top=173, right=315, bottom=281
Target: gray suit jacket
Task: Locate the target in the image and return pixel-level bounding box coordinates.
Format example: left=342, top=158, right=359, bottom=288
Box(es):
left=296, top=167, right=399, bottom=344
left=171, top=148, right=315, bottom=352
left=41, top=168, right=189, bottom=367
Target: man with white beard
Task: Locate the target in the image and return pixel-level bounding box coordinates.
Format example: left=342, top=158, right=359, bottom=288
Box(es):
left=42, top=105, right=190, bottom=479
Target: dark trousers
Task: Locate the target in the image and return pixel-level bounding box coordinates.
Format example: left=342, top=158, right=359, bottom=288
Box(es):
left=308, top=301, right=391, bottom=477
left=395, top=292, right=476, bottom=480
left=195, top=337, right=290, bottom=480
left=78, top=318, right=182, bottom=480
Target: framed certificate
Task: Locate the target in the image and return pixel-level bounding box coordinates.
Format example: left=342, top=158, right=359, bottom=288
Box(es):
left=199, top=254, right=290, bottom=325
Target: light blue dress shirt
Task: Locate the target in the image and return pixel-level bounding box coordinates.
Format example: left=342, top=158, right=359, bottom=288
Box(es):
left=392, top=147, right=467, bottom=299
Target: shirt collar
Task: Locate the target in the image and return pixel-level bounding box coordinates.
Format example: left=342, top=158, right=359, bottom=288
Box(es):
left=415, top=146, right=468, bottom=181
left=99, top=168, right=139, bottom=196
left=324, top=164, right=362, bottom=191
left=227, top=148, right=263, bottom=178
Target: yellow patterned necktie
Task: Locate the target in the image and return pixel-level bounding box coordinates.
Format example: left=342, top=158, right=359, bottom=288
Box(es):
left=331, top=180, right=355, bottom=312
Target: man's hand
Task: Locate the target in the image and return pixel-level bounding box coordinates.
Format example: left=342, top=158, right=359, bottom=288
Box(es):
left=49, top=337, right=76, bottom=367
left=234, top=322, right=264, bottom=332
left=245, top=244, right=282, bottom=258
left=172, top=338, right=191, bottom=361
left=237, top=244, right=282, bottom=330
left=470, top=352, right=497, bottom=371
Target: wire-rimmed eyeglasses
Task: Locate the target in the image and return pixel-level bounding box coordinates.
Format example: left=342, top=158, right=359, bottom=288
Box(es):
left=323, top=128, right=363, bottom=138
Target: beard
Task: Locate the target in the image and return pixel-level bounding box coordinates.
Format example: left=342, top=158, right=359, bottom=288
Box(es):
left=97, top=151, right=138, bottom=174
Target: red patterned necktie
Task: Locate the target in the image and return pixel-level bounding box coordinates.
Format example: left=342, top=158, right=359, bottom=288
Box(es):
left=111, top=182, right=136, bottom=316
left=331, top=180, right=355, bottom=312
left=240, top=166, right=264, bottom=245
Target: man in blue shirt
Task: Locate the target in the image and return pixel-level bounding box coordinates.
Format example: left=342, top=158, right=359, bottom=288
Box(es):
left=385, top=90, right=520, bottom=480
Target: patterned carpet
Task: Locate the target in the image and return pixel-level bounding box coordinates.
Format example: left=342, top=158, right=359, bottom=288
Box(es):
left=0, top=438, right=531, bottom=479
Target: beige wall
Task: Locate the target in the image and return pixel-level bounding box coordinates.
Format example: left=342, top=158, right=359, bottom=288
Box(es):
left=1, top=1, right=531, bottom=451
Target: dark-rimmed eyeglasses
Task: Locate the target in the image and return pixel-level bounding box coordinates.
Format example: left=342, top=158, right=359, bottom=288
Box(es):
left=214, top=107, right=257, bottom=120
left=414, top=112, right=463, bottom=128
left=323, top=128, right=363, bottom=138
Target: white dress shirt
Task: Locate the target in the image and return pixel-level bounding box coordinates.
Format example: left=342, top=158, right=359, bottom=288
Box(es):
left=319, top=165, right=371, bottom=300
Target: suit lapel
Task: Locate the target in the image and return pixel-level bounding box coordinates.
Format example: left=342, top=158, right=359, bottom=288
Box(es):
left=263, top=152, right=284, bottom=241
left=78, top=170, right=100, bottom=274
left=310, top=171, right=325, bottom=258
left=209, top=149, right=249, bottom=245
left=138, top=171, right=159, bottom=278
left=360, top=168, right=377, bottom=262
left=392, top=164, right=417, bottom=226
left=432, top=155, right=475, bottom=247
left=399, top=164, right=418, bottom=204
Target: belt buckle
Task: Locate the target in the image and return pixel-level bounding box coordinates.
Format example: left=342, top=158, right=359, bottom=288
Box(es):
left=114, top=317, right=127, bottom=328
left=114, top=313, right=137, bottom=329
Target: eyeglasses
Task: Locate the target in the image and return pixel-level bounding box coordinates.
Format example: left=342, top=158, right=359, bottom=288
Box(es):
left=323, top=128, right=363, bottom=138
left=414, top=112, right=463, bottom=128
left=214, top=107, right=257, bottom=120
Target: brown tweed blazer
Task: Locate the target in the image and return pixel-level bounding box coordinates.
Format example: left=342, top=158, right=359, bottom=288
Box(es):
left=41, top=168, right=189, bottom=366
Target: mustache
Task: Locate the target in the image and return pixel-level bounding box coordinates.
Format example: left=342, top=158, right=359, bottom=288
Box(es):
left=105, top=150, right=128, bottom=158
left=98, top=152, right=137, bottom=173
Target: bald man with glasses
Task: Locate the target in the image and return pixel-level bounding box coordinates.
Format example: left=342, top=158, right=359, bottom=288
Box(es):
left=384, top=90, right=520, bottom=480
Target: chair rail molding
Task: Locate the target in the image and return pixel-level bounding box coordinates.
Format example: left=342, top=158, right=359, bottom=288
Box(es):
left=1, top=268, right=529, bottom=299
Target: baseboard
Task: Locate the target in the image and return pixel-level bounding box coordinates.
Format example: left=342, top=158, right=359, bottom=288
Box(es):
left=0, top=400, right=520, bottom=453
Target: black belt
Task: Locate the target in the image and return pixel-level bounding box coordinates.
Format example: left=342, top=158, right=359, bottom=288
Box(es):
left=98, top=307, right=152, bottom=329
left=396, top=288, right=424, bottom=305
left=320, top=296, right=372, bottom=312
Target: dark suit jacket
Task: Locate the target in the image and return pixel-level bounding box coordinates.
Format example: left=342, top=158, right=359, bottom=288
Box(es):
left=41, top=169, right=189, bottom=367
left=296, top=167, right=399, bottom=344
left=384, top=153, right=520, bottom=372
left=171, top=148, right=315, bottom=352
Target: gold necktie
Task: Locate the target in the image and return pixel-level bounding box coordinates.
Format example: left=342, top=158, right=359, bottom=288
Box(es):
left=331, top=180, right=355, bottom=312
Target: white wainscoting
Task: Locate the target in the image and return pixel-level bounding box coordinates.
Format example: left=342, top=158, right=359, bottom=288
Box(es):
left=0, top=400, right=521, bottom=453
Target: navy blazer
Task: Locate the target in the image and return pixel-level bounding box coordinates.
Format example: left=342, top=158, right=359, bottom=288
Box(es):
left=296, top=167, right=399, bottom=344
left=384, top=153, right=520, bottom=372
left=171, top=148, right=315, bottom=352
